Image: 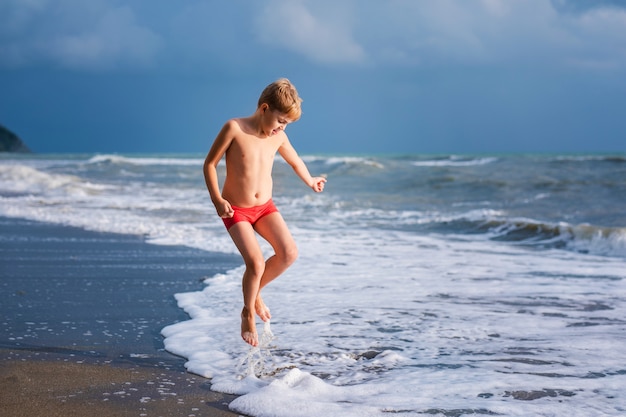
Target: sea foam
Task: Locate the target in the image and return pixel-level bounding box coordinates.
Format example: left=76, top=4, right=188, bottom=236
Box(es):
left=2, top=153, right=625, bottom=416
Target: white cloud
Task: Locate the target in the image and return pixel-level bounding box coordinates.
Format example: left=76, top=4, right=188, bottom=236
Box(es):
left=348, top=0, right=626, bottom=71
left=254, top=0, right=366, bottom=65
left=560, top=7, right=626, bottom=70
left=480, top=0, right=511, bottom=18
left=0, top=0, right=49, bottom=35
left=2, top=0, right=625, bottom=73
left=0, top=1, right=161, bottom=70
left=166, top=2, right=256, bottom=71
left=47, top=6, right=161, bottom=70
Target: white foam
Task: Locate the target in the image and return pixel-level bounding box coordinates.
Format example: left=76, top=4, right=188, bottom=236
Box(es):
left=299, top=155, right=385, bottom=169
left=564, top=224, right=626, bottom=258
left=163, top=227, right=626, bottom=416
left=0, top=161, right=236, bottom=253
left=0, top=164, right=110, bottom=195
left=86, top=154, right=204, bottom=166
left=2, top=154, right=625, bottom=416
left=412, top=156, right=498, bottom=167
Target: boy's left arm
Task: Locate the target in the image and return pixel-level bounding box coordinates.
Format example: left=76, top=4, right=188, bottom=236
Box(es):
left=278, top=138, right=326, bottom=193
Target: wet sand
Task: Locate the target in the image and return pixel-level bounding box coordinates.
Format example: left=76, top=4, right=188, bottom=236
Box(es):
left=0, top=352, right=239, bottom=417
left=0, top=217, right=242, bottom=416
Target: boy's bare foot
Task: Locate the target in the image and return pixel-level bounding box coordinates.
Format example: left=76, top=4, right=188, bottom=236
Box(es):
left=255, top=295, right=272, bottom=322
left=241, top=307, right=258, bottom=347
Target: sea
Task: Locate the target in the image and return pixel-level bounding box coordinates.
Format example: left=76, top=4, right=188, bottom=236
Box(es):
left=1, top=152, right=625, bottom=417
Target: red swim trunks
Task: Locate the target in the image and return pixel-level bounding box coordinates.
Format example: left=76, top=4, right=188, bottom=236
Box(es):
left=222, top=199, right=279, bottom=230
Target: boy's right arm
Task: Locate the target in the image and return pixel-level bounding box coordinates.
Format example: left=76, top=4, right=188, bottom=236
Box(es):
left=203, top=121, right=235, bottom=218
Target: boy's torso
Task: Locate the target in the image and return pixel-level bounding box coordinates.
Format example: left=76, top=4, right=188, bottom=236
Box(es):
left=221, top=119, right=286, bottom=208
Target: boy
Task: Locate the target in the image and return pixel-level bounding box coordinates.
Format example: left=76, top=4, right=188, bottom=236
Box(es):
left=203, top=79, right=326, bottom=347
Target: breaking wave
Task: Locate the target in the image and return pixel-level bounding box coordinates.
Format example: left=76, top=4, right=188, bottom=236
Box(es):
left=449, top=212, right=626, bottom=258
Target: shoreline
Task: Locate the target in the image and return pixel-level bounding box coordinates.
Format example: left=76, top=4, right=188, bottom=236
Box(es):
left=0, top=349, right=240, bottom=417
left=0, top=217, right=242, bottom=416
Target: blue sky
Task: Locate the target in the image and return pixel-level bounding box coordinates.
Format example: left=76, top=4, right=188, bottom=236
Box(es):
left=1, top=0, right=625, bottom=155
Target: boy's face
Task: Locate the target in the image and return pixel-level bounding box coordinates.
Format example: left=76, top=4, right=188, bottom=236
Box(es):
left=263, top=106, right=293, bottom=136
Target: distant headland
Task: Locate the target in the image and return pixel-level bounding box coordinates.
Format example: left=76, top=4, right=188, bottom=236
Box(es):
left=0, top=124, right=31, bottom=153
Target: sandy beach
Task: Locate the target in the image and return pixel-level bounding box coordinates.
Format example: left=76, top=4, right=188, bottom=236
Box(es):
left=0, top=217, right=241, bottom=417
left=0, top=355, right=239, bottom=417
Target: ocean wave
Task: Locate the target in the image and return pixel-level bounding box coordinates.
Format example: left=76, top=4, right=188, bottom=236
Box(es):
left=549, top=155, right=626, bottom=163
left=351, top=207, right=626, bottom=259
left=411, top=156, right=497, bottom=167
left=300, top=155, right=385, bottom=169
left=466, top=214, right=626, bottom=258
left=0, top=164, right=110, bottom=195
left=86, top=154, right=204, bottom=166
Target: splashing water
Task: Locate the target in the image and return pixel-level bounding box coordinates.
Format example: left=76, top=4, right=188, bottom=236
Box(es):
left=237, top=321, right=276, bottom=378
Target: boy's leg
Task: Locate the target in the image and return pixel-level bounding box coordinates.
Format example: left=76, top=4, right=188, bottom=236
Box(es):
left=253, top=212, right=298, bottom=320
left=228, top=222, right=266, bottom=347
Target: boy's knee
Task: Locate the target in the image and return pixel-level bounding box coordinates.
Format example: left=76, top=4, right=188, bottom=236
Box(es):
left=246, top=257, right=266, bottom=277
left=282, top=244, right=298, bottom=266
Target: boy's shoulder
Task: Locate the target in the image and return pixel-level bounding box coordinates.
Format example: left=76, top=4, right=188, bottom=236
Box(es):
left=224, top=117, right=243, bottom=130
left=224, top=117, right=255, bottom=134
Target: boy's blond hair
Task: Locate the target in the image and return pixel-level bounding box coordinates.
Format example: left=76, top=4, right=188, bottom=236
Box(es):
left=258, top=78, right=303, bottom=121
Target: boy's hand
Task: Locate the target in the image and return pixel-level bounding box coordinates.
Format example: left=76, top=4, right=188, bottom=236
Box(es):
left=311, top=177, right=327, bottom=193
left=215, top=199, right=235, bottom=218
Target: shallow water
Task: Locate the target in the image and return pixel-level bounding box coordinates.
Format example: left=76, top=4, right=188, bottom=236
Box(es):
left=1, top=153, right=625, bottom=416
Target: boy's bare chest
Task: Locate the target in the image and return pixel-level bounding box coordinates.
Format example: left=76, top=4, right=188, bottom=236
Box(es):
left=230, top=135, right=281, bottom=161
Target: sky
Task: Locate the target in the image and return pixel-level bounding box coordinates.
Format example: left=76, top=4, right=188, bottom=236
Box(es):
left=1, top=0, right=625, bottom=155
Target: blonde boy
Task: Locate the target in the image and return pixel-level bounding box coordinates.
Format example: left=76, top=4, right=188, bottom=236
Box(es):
left=203, top=79, right=326, bottom=347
